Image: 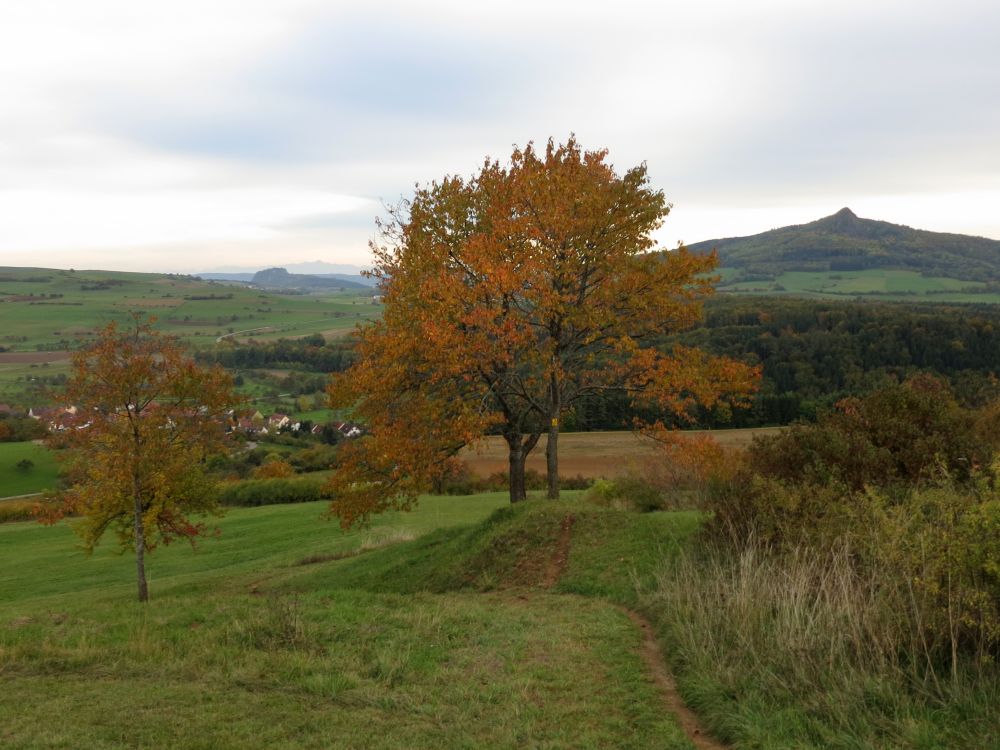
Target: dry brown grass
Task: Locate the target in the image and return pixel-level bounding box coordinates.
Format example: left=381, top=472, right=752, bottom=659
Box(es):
left=460, top=428, right=779, bottom=479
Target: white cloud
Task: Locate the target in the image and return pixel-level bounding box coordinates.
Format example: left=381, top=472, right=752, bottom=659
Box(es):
left=0, top=0, right=997, bottom=271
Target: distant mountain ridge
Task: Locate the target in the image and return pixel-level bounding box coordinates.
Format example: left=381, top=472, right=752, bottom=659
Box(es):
left=197, top=261, right=367, bottom=275
left=199, top=270, right=375, bottom=287
left=249, top=267, right=371, bottom=291
left=688, top=208, right=1000, bottom=282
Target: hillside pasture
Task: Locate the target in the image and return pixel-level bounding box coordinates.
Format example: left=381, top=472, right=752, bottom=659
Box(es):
left=461, top=428, right=778, bottom=478
left=0, top=441, right=58, bottom=498
left=0, top=266, right=378, bottom=406
left=718, top=268, right=1000, bottom=302
left=0, top=266, right=378, bottom=352
left=0, top=495, right=696, bottom=749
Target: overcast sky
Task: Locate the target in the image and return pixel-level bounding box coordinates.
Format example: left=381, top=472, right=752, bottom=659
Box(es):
left=2, top=0, right=998, bottom=272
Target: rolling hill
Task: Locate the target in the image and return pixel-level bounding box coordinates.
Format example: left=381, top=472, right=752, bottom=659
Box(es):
left=250, top=267, right=372, bottom=291
left=689, top=208, right=1000, bottom=284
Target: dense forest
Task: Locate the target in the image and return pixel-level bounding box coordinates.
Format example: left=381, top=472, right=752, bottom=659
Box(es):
left=568, top=298, right=1000, bottom=430
left=195, top=333, right=356, bottom=373
left=191, top=301, right=1000, bottom=432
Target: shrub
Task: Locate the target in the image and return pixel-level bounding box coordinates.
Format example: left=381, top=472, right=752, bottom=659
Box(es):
left=705, top=470, right=1000, bottom=669
left=706, top=473, right=855, bottom=547
left=252, top=457, right=295, bottom=479
left=0, top=500, right=35, bottom=523
left=860, top=481, right=1000, bottom=669
left=636, top=429, right=739, bottom=509
left=584, top=475, right=664, bottom=512
left=217, top=477, right=329, bottom=507
left=436, top=466, right=592, bottom=495
left=289, top=445, right=338, bottom=473
left=746, top=374, right=981, bottom=492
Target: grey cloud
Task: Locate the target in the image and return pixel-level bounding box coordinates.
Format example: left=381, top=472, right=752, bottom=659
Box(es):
left=662, top=4, right=1000, bottom=198
left=96, top=11, right=564, bottom=168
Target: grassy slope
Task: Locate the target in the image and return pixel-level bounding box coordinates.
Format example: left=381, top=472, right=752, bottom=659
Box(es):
left=0, top=266, right=377, bottom=351
left=0, top=441, right=58, bottom=498
left=718, top=268, right=1000, bottom=303
left=0, top=266, right=377, bottom=407
left=295, top=500, right=1000, bottom=750
left=6, top=485, right=993, bottom=749
left=0, top=494, right=694, bottom=750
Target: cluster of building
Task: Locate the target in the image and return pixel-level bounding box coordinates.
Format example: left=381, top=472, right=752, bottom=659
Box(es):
left=23, top=405, right=363, bottom=440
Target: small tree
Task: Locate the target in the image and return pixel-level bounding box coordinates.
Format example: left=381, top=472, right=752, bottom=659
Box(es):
left=42, top=316, right=236, bottom=602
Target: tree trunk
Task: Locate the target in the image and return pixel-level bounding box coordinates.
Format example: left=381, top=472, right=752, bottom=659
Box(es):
left=133, top=478, right=149, bottom=603
left=508, top=439, right=527, bottom=503
left=546, top=418, right=560, bottom=499
left=504, top=431, right=541, bottom=503
left=546, top=372, right=561, bottom=500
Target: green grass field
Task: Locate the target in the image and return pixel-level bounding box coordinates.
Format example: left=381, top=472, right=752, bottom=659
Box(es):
left=0, top=266, right=378, bottom=351
left=0, top=494, right=699, bottom=749
left=3, top=490, right=997, bottom=748
left=0, top=266, right=378, bottom=407
left=0, top=441, right=58, bottom=498
left=717, top=267, right=1000, bottom=303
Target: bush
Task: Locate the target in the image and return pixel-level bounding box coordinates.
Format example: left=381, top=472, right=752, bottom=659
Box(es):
left=746, top=374, right=981, bottom=492
left=289, top=445, right=338, bottom=473
left=584, top=475, right=664, bottom=512
left=435, top=466, right=592, bottom=495
left=706, top=473, right=855, bottom=547
left=252, top=457, right=295, bottom=479
left=0, top=500, right=36, bottom=523
left=635, top=430, right=738, bottom=510
left=217, top=477, right=330, bottom=507
left=861, top=481, right=1000, bottom=667
left=705, top=470, right=1000, bottom=668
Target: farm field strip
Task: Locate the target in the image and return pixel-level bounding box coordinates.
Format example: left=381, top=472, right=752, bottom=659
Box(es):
left=0, top=266, right=378, bottom=352
left=461, top=427, right=779, bottom=478
left=718, top=267, right=1000, bottom=303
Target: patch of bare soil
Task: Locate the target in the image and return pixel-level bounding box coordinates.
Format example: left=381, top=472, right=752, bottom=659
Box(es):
left=0, top=351, right=72, bottom=364
left=625, top=609, right=729, bottom=750
left=543, top=513, right=576, bottom=588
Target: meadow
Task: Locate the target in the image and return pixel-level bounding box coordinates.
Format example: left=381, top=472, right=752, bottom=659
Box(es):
left=0, top=266, right=378, bottom=406
left=716, top=267, right=1000, bottom=302
left=0, top=494, right=702, bottom=750
left=4, top=488, right=995, bottom=749
left=0, top=441, right=59, bottom=498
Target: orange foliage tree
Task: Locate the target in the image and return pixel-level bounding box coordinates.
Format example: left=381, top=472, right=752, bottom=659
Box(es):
left=326, top=137, right=759, bottom=526
left=42, top=316, right=236, bottom=602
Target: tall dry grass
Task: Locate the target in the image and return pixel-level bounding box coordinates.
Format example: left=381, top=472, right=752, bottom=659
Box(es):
left=644, top=539, right=1000, bottom=746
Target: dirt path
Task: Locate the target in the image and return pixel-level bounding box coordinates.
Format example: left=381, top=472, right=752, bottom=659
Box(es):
left=624, top=609, right=728, bottom=750
left=0, top=492, right=43, bottom=501
left=543, top=513, right=576, bottom=588
left=543, top=511, right=728, bottom=750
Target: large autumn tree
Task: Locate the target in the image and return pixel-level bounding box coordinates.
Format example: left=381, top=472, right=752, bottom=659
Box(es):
left=326, top=137, right=758, bottom=525
left=43, top=316, right=237, bottom=602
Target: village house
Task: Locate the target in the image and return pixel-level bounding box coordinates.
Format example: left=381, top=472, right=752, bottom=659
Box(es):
left=268, top=413, right=290, bottom=430
left=333, top=421, right=364, bottom=438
